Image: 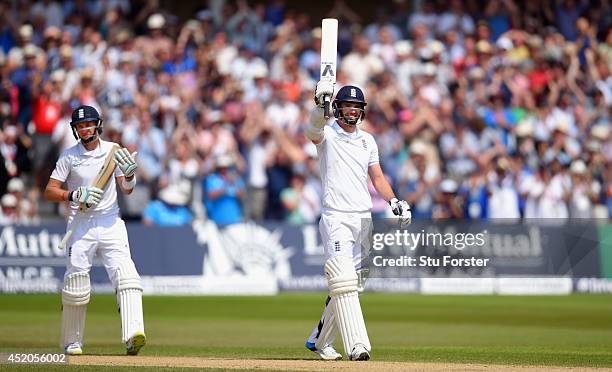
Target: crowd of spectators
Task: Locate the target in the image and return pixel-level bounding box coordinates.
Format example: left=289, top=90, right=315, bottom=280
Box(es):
left=0, top=0, right=610, bottom=226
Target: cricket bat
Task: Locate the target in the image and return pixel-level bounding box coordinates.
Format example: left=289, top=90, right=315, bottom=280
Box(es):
left=59, top=144, right=120, bottom=249
left=78, top=144, right=120, bottom=212
left=320, top=18, right=338, bottom=119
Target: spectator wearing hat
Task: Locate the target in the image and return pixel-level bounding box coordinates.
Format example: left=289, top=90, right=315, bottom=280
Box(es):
left=204, top=154, right=245, bottom=226
left=0, top=193, right=18, bottom=225
left=432, top=179, right=464, bottom=219
left=487, top=157, right=520, bottom=219
left=395, top=40, right=421, bottom=97
left=299, top=27, right=324, bottom=81
left=568, top=160, right=597, bottom=218
left=135, top=13, right=173, bottom=66
left=7, top=24, right=42, bottom=69
left=142, top=184, right=192, bottom=226
left=58, top=45, right=82, bottom=102
left=6, top=177, right=37, bottom=224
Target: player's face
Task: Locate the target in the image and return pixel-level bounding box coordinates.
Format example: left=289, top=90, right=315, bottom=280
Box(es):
left=340, top=102, right=362, bottom=122
left=75, top=121, right=97, bottom=140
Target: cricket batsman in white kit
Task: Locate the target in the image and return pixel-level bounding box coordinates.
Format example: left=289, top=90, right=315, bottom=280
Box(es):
left=44, top=105, right=146, bottom=356
left=304, top=83, right=411, bottom=361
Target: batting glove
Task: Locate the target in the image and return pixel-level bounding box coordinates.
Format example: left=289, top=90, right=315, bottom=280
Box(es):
left=314, top=80, right=334, bottom=108
left=71, top=186, right=103, bottom=207
left=114, top=148, right=138, bottom=178
left=390, top=197, right=412, bottom=226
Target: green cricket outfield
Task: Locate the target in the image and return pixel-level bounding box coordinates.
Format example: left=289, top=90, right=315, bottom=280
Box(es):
left=0, top=293, right=611, bottom=371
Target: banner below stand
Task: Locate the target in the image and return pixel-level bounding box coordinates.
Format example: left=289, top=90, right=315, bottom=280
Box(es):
left=0, top=220, right=611, bottom=295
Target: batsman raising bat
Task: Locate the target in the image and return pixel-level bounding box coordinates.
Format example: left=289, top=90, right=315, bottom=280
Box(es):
left=304, top=82, right=412, bottom=360
left=44, top=105, right=145, bottom=356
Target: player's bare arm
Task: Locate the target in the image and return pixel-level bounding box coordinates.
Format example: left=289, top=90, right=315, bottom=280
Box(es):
left=44, top=178, right=71, bottom=203
left=368, top=164, right=412, bottom=225
left=368, top=163, right=396, bottom=203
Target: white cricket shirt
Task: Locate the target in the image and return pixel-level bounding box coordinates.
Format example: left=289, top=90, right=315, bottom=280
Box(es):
left=317, top=121, right=379, bottom=212
left=51, top=139, right=123, bottom=217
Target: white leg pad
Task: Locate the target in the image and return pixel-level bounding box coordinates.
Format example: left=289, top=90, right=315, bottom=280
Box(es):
left=307, top=296, right=338, bottom=350
left=61, top=272, right=90, bottom=348
left=325, top=256, right=371, bottom=356
left=116, top=261, right=145, bottom=343
left=316, top=297, right=337, bottom=349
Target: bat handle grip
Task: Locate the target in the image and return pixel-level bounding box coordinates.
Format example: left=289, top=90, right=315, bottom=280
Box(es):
left=323, top=95, right=331, bottom=119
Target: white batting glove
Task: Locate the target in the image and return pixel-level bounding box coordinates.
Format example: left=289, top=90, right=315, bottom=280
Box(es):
left=71, top=186, right=103, bottom=207
left=390, top=197, right=412, bottom=226
left=314, top=80, right=334, bottom=107
left=114, top=148, right=138, bottom=178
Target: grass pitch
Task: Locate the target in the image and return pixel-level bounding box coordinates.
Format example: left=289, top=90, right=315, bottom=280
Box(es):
left=0, top=293, right=611, bottom=370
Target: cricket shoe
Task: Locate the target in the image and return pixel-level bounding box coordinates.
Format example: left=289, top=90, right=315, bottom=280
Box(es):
left=349, top=343, right=370, bottom=361
left=126, top=332, right=146, bottom=355
left=64, top=342, right=83, bottom=355
left=306, top=341, right=342, bottom=360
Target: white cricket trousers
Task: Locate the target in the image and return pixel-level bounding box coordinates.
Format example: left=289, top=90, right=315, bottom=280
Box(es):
left=64, top=213, right=134, bottom=287
left=318, top=209, right=372, bottom=268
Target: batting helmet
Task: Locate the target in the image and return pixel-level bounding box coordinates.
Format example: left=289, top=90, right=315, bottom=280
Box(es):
left=70, top=105, right=103, bottom=143
left=332, top=85, right=367, bottom=126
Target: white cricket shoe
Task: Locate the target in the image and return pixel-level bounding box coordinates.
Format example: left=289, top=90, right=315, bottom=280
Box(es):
left=64, top=342, right=83, bottom=355
left=306, top=342, right=342, bottom=360
left=126, top=332, right=146, bottom=355
left=349, top=343, right=370, bottom=361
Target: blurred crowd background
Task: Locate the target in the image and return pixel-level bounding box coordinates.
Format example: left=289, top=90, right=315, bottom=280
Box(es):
left=0, top=0, right=610, bottom=226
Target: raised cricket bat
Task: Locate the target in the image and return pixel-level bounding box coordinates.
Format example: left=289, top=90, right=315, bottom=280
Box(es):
left=59, top=144, right=120, bottom=249
left=320, top=18, right=338, bottom=119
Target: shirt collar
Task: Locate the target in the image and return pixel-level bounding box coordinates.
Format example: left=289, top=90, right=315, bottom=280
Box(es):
left=78, top=140, right=105, bottom=157
left=331, top=121, right=362, bottom=139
